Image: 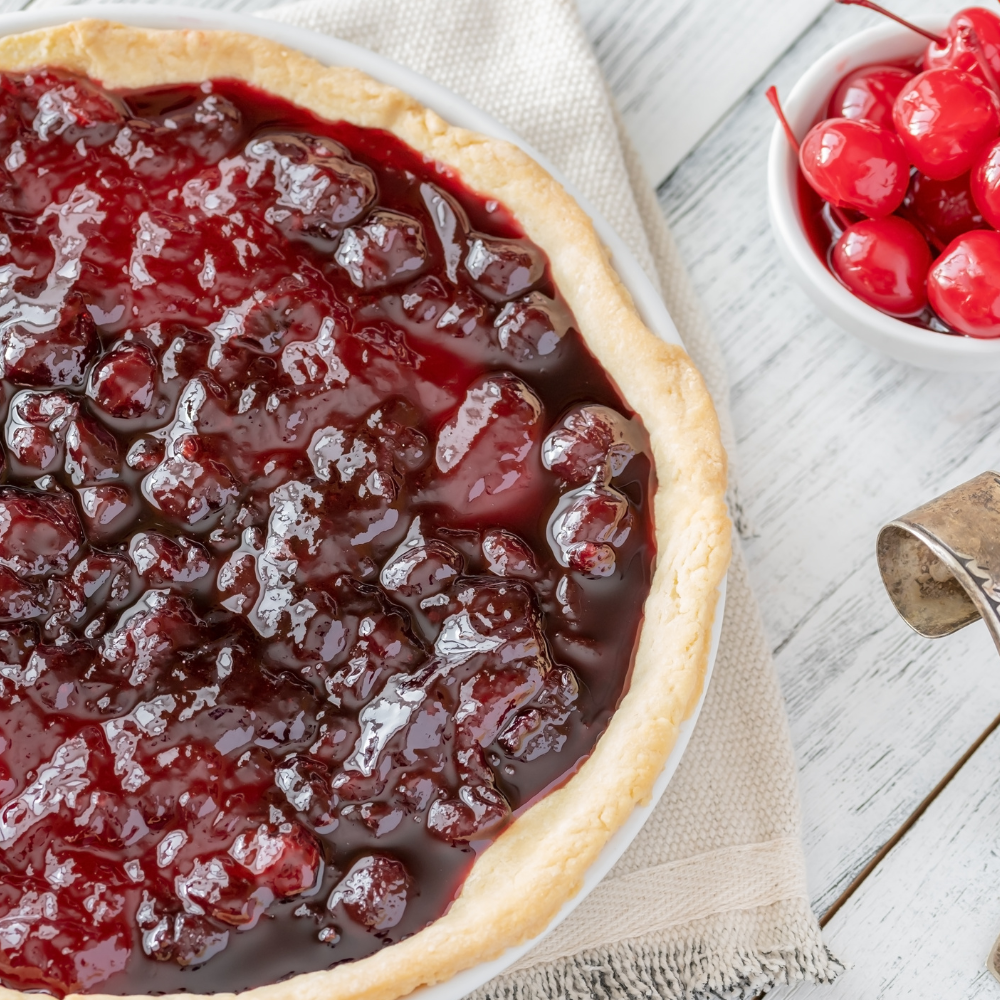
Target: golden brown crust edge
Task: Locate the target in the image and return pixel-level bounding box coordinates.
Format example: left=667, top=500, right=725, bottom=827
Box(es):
left=0, top=20, right=731, bottom=1000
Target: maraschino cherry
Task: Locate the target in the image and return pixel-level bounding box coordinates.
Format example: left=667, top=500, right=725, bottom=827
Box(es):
left=828, top=64, right=914, bottom=129
left=893, top=68, right=1000, bottom=179
left=925, top=7, right=1000, bottom=82
left=970, top=135, right=1000, bottom=226
left=831, top=216, right=932, bottom=316
left=801, top=117, right=910, bottom=215
left=927, top=230, right=1000, bottom=335
left=767, top=86, right=909, bottom=216
left=837, top=1, right=1000, bottom=87
left=901, top=170, right=988, bottom=247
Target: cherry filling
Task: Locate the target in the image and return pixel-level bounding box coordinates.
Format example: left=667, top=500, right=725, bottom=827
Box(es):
left=0, top=70, right=656, bottom=995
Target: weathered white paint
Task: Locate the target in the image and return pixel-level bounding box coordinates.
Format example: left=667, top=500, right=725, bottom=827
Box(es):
left=776, top=721, right=1000, bottom=998
left=577, top=0, right=831, bottom=185
left=662, top=1, right=1000, bottom=994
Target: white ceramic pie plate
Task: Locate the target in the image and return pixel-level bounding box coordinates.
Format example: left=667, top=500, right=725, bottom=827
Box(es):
left=0, top=6, right=727, bottom=996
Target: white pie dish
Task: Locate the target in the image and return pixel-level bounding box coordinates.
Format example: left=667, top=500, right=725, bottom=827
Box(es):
left=0, top=6, right=727, bottom=997
left=766, top=19, right=1000, bottom=373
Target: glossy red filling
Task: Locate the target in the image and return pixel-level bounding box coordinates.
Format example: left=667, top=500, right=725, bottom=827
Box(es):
left=0, top=70, right=655, bottom=995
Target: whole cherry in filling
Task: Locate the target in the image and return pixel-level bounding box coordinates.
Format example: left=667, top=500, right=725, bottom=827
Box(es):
left=0, top=71, right=656, bottom=995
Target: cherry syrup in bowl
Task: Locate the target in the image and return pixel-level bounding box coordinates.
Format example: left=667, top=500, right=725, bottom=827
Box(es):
left=767, top=18, right=1000, bottom=371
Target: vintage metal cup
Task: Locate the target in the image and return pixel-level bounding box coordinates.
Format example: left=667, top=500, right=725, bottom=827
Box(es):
left=876, top=470, right=1000, bottom=980
left=877, top=471, right=1000, bottom=653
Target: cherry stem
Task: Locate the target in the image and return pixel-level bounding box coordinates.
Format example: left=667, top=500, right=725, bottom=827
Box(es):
left=829, top=203, right=854, bottom=233
left=962, top=25, right=1000, bottom=97
left=766, top=86, right=854, bottom=234
left=834, top=0, right=946, bottom=45
left=765, top=86, right=800, bottom=154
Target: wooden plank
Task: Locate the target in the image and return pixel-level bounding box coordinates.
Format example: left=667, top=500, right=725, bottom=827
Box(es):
left=658, top=0, right=1000, bottom=919
left=576, top=0, right=830, bottom=186
left=772, top=721, right=1000, bottom=998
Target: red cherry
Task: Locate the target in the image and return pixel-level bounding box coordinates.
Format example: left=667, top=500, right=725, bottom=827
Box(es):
left=430, top=373, right=544, bottom=517
left=925, top=8, right=1000, bottom=84
left=901, top=170, right=988, bottom=247
left=426, top=779, right=510, bottom=842
left=229, top=823, right=320, bottom=898
left=245, top=133, right=376, bottom=249
left=481, top=529, right=539, bottom=579
left=217, top=544, right=260, bottom=615
left=0, top=488, right=82, bottom=578
left=379, top=538, right=463, bottom=599
left=970, top=136, right=1000, bottom=227
left=927, top=229, right=1000, bottom=336
left=64, top=415, right=120, bottom=486
left=327, top=854, right=410, bottom=930
left=836, top=2, right=1000, bottom=92
left=88, top=343, right=158, bottom=419
left=5, top=389, right=77, bottom=474
left=893, top=69, right=1000, bottom=180
left=1, top=303, right=98, bottom=387
left=143, top=447, right=240, bottom=525
left=22, top=71, right=124, bottom=140
left=494, top=292, right=571, bottom=360
left=831, top=216, right=932, bottom=317
left=463, top=235, right=545, bottom=303
left=541, top=405, right=638, bottom=483
left=828, top=64, right=914, bottom=129
left=799, top=118, right=909, bottom=216
left=0, top=565, right=42, bottom=621
left=547, top=481, right=633, bottom=578
left=161, top=93, right=243, bottom=165
left=333, top=210, right=427, bottom=290
left=101, top=592, right=204, bottom=684
left=78, top=484, right=134, bottom=541
left=129, top=531, right=211, bottom=587
left=136, top=896, right=229, bottom=967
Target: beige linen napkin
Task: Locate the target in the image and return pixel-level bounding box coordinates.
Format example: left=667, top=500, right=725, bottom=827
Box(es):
left=258, top=1, right=844, bottom=996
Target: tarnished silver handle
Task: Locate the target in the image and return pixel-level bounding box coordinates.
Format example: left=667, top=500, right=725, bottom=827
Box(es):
left=877, top=471, right=1000, bottom=981
left=877, top=471, right=1000, bottom=655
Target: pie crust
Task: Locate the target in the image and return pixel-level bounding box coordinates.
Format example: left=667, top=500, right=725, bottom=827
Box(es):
left=0, top=20, right=730, bottom=1000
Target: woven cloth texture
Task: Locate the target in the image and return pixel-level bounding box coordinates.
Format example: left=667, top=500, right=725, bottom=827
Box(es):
left=258, top=1, right=844, bottom=996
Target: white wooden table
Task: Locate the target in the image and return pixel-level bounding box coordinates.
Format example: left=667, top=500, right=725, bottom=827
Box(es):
left=0, top=0, right=992, bottom=994
left=596, top=1, right=1000, bottom=996
left=640, top=2, right=1000, bottom=997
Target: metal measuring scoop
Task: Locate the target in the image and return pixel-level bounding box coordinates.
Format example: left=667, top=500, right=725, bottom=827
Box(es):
left=876, top=470, right=1000, bottom=981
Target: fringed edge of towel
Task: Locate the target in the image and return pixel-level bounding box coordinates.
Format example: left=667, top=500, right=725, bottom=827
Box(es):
left=472, top=899, right=845, bottom=1000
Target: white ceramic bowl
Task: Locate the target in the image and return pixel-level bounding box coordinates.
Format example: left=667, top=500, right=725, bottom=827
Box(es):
left=0, top=7, right=728, bottom=998
left=766, top=19, right=1000, bottom=372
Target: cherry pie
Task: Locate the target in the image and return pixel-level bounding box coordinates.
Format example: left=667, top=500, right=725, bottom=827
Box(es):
left=0, top=20, right=729, bottom=1000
